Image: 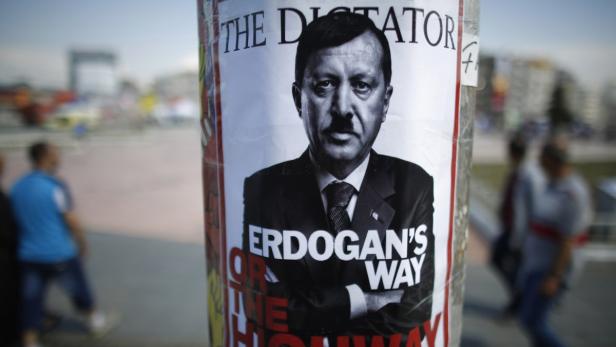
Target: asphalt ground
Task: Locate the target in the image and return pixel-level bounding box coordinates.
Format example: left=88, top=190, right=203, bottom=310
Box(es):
left=39, top=232, right=207, bottom=347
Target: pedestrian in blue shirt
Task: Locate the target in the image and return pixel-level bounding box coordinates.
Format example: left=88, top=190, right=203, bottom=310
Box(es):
left=11, top=142, right=113, bottom=347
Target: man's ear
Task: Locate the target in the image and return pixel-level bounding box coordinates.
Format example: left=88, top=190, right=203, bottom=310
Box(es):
left=292, top=82, right=302, bottom=117
left=382, top=85, right=393, bottom=122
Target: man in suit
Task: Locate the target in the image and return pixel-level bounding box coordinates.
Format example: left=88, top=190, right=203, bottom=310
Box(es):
left=243, top=12, right=434, bottom=344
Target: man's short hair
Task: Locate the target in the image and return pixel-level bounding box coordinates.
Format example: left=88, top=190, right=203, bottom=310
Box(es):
left=294, top=12, right=392, bottom=86
left=541, top=135, right=569, bottom=165
left=508, top=133, right=527, bottom=160
left=29, top=141, right=50, bottom=165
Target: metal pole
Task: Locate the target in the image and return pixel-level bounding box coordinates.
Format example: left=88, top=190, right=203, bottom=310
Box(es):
left=197, top=0, right=479, bottom=347
left=449, top=0, right=479, bottom=346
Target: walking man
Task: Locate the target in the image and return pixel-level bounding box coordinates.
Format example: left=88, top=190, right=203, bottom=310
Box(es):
left=11, top=142, right=112, bottom=347
left=518, top=136, right=592, bottom=347
left=491, top=133, right=538, bottom=317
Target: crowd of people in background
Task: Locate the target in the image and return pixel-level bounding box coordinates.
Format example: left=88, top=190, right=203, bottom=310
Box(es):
left=491, top=132, right=592, bottom=347
left=0, top=142, right=115, bottom=347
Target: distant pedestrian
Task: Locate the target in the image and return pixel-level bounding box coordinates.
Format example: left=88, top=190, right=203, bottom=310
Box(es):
left=0, top=152, right=20, bottom=347
left=491, top=133, right=538, bottom=317
left=11, top=142, right=113, bottom=347
left=518, top=135, right=592, bottom=347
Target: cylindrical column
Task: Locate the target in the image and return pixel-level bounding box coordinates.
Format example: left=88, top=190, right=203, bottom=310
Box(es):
left=198, top=1, right=478, bottom=346
left=448, top=0, right=479, bottom=346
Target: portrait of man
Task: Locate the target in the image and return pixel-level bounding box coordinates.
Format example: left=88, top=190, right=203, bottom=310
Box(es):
left=242, top=12, right=435, bottom=344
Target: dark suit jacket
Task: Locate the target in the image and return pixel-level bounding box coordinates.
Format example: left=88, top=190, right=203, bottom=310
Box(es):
left=242, top=150, right=434, bottom=343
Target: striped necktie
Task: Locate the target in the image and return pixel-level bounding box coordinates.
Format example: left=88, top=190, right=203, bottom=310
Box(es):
left=324, top=182, right=355, bottom=233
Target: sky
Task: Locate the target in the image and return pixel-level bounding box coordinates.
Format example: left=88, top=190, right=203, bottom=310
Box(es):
left=481, top=0, right=616, bottom=90
left=0, top=0, right=198, bottom=89
left=0, top=0, right=615, bottom=90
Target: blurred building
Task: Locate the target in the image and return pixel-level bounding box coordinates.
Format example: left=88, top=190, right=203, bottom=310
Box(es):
left=117, top=80, right=141, bottom=109
left=69, top=50, right=118, bottom=98
left=476, top=55, right=496, bottom=129
left=152, top=71, right=199, bottom=102
left=150, top=71, right=199, bottom=124
left=505, top=58, right=556, bottom=129
left=580, top=89, right=604, bottom=129
left=476, top=56, right=558, bottom=131
left=476, top=55, right=509, bottom=131
left=475, top=54, right=605, bottom=135
left=476, top=55, right=495, bottom=113
left=603, top=81, right=616, bottom=140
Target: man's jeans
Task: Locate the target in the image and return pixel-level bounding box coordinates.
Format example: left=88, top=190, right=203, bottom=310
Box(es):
left=20, top=257, right=95, bottom=331
left=518, top=271, right=565, bottom=347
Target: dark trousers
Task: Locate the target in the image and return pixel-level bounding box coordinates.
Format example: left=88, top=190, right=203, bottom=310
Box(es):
left=20, top=257, right=95, bottom=331
left=491, top=232, right=520, bottom=291
left=518, top=271, right=565, bottom=347
left=0, top=253, right=20, bottom=346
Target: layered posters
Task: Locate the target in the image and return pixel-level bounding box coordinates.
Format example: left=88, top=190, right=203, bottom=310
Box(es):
left=198, top=1, right=464, bottom=346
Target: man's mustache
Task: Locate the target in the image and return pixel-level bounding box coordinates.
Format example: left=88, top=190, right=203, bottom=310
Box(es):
left=325, top=117, right=356, bottom=135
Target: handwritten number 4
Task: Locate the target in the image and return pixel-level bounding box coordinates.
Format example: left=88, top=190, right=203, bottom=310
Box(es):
left=462, top=41, right=478, bottom=74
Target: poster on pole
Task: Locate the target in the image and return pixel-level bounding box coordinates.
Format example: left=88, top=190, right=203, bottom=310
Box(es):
left=198, top=1, right=464, bottom=346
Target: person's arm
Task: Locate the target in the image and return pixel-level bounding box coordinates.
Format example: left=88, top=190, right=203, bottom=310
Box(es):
left=54, top=185, right=87, bottom=257
left=64, top=211, right=88, bottom=257
left=242, top=178, right=351, bottom=336
left=360, top=175, right=435, bottom=336
left=541, top=237, right=573, bottom=297
left=542, top=189, right=583, bottom=297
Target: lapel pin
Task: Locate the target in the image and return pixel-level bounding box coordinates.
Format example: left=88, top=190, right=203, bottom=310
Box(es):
left=371, top=211, right=380, bottom=222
